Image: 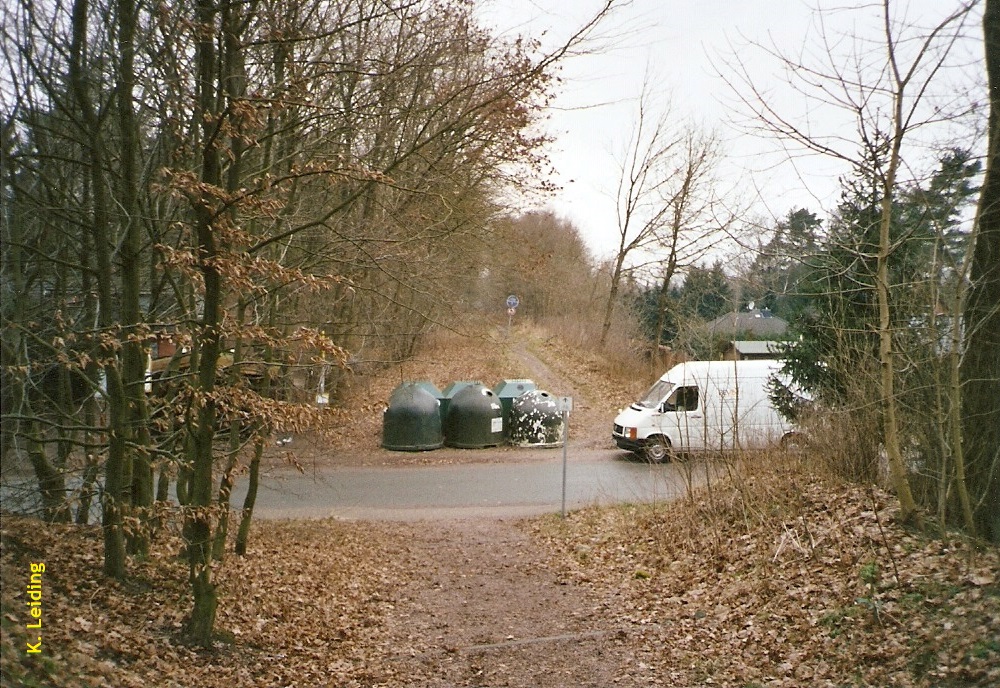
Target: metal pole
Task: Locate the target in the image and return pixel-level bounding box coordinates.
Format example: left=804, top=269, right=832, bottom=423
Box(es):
left=561, top=409, right=568, bottom=518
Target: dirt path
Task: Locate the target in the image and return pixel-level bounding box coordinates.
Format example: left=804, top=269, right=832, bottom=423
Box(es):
left=373, top=518, right=633, bottom=687
left=268, top=334, right=654, bottom=683
left=282, top=338, right=649, bottom=682
left=510, top=342, right=588, bottom=405
left=509, top=339, right=616, bottom=451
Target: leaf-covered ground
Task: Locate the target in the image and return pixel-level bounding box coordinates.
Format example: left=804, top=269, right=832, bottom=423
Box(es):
left=3, top=465, right=998, bottom=687
left=530, top=461, right=1000, bottom=687
left=3, top=325, right=998, bottom=686
left=1, top=515, right=413, bottom=687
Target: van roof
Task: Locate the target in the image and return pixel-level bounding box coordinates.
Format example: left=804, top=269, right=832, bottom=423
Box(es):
left=660, top=359, right=782, bottom=382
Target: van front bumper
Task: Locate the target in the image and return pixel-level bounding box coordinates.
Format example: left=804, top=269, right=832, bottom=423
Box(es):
left=612, top=424, right=643, bottom=452
left=614, top=436, right=645, bottom=452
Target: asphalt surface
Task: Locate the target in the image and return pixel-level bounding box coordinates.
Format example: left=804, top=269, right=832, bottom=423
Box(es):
left=232, top=449, right=702, bottom=520
left=1, top=450, right=707, bottom=523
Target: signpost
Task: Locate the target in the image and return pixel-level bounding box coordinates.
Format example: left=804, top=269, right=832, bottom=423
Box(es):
left=506, top=295, right=519, bottom=329
left=315, top=358, right=330, bottom=405
left=558, top=396, right=573, bottom=518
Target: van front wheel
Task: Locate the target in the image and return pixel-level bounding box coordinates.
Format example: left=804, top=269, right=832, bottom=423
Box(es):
left=644, top=436, right=671, bottom=463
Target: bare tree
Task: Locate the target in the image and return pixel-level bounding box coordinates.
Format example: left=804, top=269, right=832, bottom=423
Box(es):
left=722, top=0, right=980, bottom=527
left=67, top=0, right=139, bottom=576
left=1, top=0, right=624, bottom=647
left=600, top=81, right=730, bottom=347
left=647, top=129, right=736, bottom=355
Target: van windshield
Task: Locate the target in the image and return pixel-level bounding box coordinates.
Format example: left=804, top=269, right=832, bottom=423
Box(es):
left=636, top=379, right=674, bottom=408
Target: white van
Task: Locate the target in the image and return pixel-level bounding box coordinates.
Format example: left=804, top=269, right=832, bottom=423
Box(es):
left=612, top=359, right=796, bottom=461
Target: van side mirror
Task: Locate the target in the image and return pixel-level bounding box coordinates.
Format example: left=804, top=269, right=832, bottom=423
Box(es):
left=660, top=401, right=676, bottom=413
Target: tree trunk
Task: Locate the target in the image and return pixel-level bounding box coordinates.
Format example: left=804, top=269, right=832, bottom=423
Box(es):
left=876, top=230, right=919, bottom=526
left=27, top=421, right=69, bottom=522
left=875, top=8, right=921, bottom=529
left=70, top=0, right=129, bottom=579
left=0, top=141, right=27, bottom=467
left=184, top=0, right=225, bottom=646
left=962, top=0, right=1000, bottom=543
left=948, top=314, right=976, bottom=534
left=118, top=0, right=153, bottom=557
left=236, top=297, right=277, bottom=557
left=211, top=3, right=252, bottom=562
left=235, top=437, right=263, bottom=556
left=653, top=236, right=681, bottom=360
left=600, top=254, right=626, bottom=347
left=76, top=454, right=100, bottom=525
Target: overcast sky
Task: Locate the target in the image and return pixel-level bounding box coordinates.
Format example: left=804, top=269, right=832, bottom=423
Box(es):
left=476, top=0, right=986, bottom=262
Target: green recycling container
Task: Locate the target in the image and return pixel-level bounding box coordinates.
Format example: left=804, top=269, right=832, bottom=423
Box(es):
left=440, top=380, right=481, bottom=421
left=443, top=383, right=504, bottom=448
left=492, top=379, right=536, bottom=439
left=382, top=382, right=443, bottom=451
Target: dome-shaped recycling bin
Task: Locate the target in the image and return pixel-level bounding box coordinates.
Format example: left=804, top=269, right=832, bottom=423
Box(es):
left=439, top=380, right=481, bottom=422
left=509, top=390, right=564, bottom=447
left=382, top=382, right=443, bottom=451
left=493, top=379, right=536, bottom=439
left=443, top=383, right=504, bottom=448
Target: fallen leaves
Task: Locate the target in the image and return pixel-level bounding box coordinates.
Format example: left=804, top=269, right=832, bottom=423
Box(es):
left=529, top=469, right=1000, bottom=687
left=1, top=516, right=413, bottom=688
left=3, top=325, right=999, bottom=686
left=3, top=464, right=999, bottom=687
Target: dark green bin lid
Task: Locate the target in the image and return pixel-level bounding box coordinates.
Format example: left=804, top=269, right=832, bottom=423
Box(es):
left=440, top=380, right=481, bottom=420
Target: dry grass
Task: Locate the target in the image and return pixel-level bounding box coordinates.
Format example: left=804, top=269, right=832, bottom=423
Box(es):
left=319, top=326, right=522, bottom=451
left=517, top=320, right=647, bottom=411
left=538, top=313, right=660, bottom=383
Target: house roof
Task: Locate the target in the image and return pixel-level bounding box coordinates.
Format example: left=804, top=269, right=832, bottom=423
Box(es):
left=708, top=309, right=789, bottom=337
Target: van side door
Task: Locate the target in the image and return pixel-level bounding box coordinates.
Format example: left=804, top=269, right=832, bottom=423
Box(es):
left=662, top=384, right=705, bottom=451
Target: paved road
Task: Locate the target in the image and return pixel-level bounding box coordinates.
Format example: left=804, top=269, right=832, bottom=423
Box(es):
left=232, top=450, right=702, bottom=520
left=1, top=450, right=706, bottom=522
